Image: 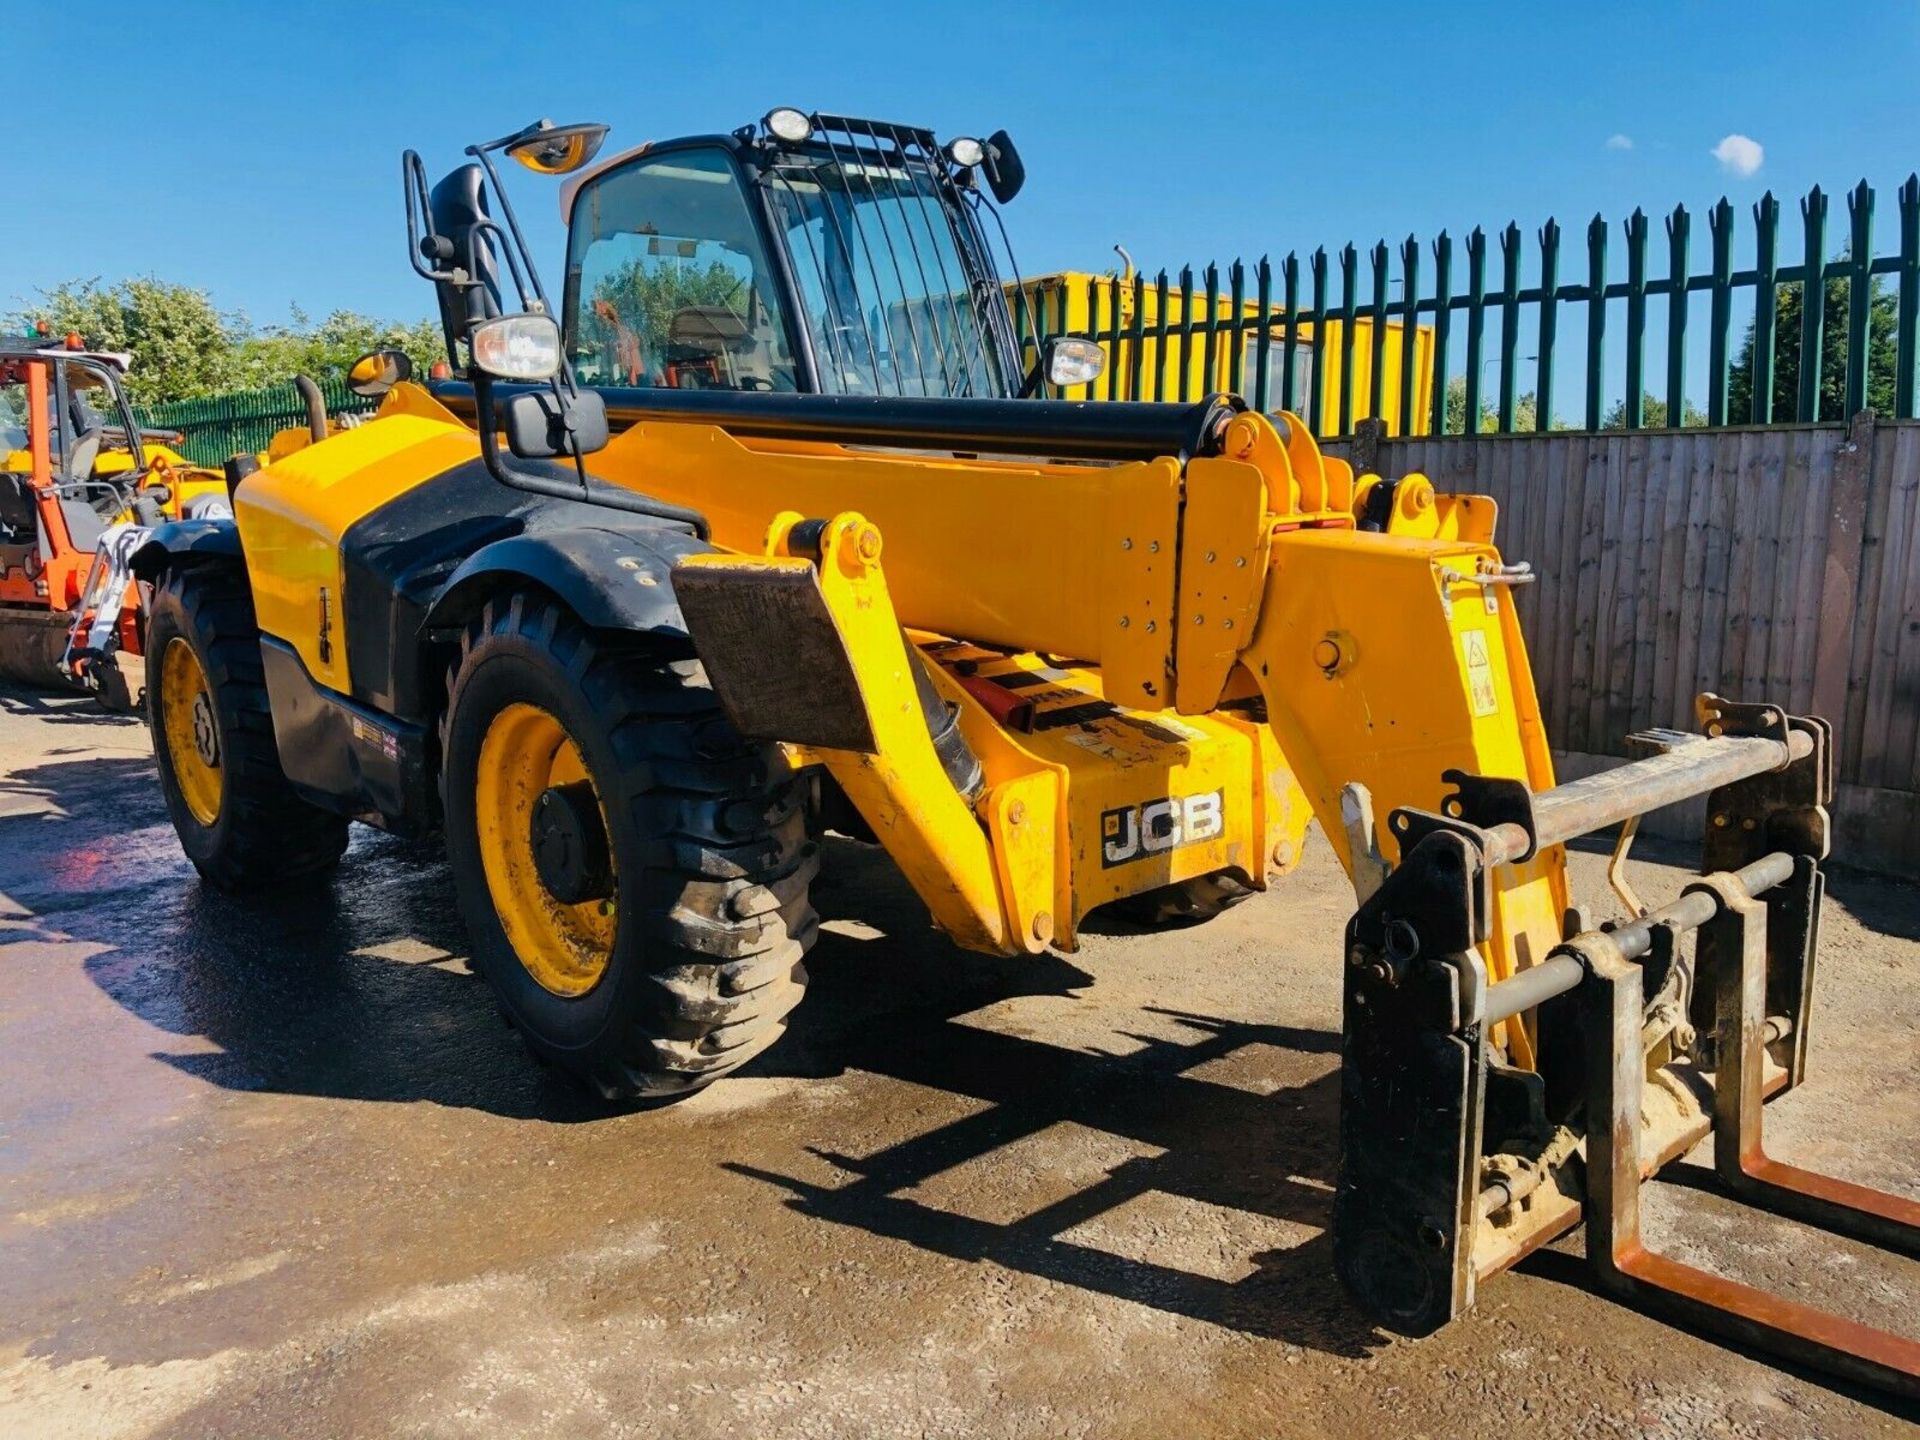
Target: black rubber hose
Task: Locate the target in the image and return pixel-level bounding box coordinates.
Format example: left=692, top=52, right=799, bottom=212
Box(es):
left=431, top=382, right=1244, bottom=463
left=909, top=645, right=983, bottom=800
left=292, top=375, right=327, bottom=443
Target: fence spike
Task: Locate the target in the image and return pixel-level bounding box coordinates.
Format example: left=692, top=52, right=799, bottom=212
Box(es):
left=1898, top=176, right=1920, bottom=418
left=1178, top=263, right=1196, bottom=404
left=1498, top=221, right=1522, bottom=432
left=1430, top=232, right=1453, bottom=435
left=1586, top=213, right=1609, bottom=429
left=1706, top=197, right=1736, bottom=424
left=1751, top=191, right=1781, bottom=423
left=1463, top=227, right=1488, bottom=434
left=1845, top=180, right=1875, bottom=416
left=1282, top=251, right=1301, bottom=419
left=1399, top=234, right=1422, bottom=436
left=1369, top=239, right=1391, bottom=426
left=1308, top=248, right=1330, bottom=434
left=1252, top=256, right=1272, bottom=411
left=1799, top=184, right=1829, bottom=421
left=1227, top=257, right=1248, bottom=397
left=1334, top=245, right=1357, bottom=433
left=1665, top=203, right=1691, bottom=425
left=1537, top=217, right=1561, bottom=432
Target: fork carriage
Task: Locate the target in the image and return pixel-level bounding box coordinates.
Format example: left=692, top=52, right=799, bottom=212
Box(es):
left=1338, top=694, right=1919, bottom=1397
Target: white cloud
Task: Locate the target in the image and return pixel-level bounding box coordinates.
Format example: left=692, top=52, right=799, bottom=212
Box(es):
left=1712, top=134, right=1765, bottom=177
left=1605, top=133, right=1634, bottom=151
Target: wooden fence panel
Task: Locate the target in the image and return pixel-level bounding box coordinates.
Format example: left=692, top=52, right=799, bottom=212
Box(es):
left=1325, top=418, right=1920, bottom=875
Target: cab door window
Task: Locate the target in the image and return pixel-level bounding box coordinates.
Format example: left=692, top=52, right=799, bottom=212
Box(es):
left=564, top=148, right=798, bottom=392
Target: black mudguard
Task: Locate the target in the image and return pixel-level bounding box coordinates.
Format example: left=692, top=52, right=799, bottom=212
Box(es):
left=421, top=524, right=708, bottom=642
left=128, top=516, right=243, bottom=581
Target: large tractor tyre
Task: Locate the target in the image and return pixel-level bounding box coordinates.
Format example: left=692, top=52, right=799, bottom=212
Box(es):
left=440, top=594, right=818, bottom=1101
left=145, top=567, right=350, bottom=889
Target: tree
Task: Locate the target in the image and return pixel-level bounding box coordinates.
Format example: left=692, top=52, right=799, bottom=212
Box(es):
left=20, top=278, right=237, bottom=404
left=9, top=281, right=447, bottom=405
left=1442, top=374, right=1565, bottom=433
left=228, top=308, right=445, bottom=390
left=1602, top=393, right=1709, bottom=429
left=1727, top=259, right=1898, bottom=423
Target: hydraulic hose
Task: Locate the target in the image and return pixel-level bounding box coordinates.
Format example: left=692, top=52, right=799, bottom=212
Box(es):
left=433, top=382, right=1245, bottom=464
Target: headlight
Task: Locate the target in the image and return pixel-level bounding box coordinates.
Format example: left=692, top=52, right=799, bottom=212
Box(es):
left=764, top=107, right=812, bottom=144
left=1046, top=336, right=1106, bottom=389
left=471, top=314, right=562, bottom=381
left=945, top=136, right=987, bottom=168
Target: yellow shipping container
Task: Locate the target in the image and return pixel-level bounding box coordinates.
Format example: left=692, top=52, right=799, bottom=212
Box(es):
left=1012, top=271, right=1435, bottom=436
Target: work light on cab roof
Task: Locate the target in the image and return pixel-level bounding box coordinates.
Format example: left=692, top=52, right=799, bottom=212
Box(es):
left=763, top=107, right=812, bottom=144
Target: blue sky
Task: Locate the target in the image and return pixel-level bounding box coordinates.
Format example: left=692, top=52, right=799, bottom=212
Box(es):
left=8, top=1, right=1919, bottom=408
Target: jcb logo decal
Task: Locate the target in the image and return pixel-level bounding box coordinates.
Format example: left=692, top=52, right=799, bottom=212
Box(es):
left=1101, top=791, right=1225, bottom=867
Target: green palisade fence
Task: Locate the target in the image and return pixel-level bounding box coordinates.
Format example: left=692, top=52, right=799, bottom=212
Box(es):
left=134, top=378, right=375, bottom=467
left=1018, top=174, right=1920, bottom=436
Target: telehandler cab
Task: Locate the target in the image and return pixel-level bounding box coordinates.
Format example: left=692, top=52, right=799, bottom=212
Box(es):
left=133, top=110, right=1916, bottom=1394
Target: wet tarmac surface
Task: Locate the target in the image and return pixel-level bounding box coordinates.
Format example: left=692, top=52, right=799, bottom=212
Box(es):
left=1, top=687, right=1916, bottom=1437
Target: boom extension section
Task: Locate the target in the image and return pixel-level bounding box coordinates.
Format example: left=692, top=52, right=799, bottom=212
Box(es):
left=663, top=406, right=1914, bottom=1396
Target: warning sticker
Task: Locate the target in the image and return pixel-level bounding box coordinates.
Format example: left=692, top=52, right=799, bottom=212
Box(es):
left=350, top=713, right=401, bottom=760
left=1461, top=629, right=1498, bottom=717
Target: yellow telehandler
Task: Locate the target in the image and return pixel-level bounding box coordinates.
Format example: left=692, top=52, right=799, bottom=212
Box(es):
left=130, top=110, right=1916, bottom=1395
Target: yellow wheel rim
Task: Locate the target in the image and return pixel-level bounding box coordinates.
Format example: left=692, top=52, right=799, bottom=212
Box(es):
left=160, top=637, right=223, bottom=827
left=473, top=702, right=617, bottom=997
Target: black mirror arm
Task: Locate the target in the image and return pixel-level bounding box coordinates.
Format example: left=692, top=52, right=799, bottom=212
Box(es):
left=472, top=375, right=711, bottom=540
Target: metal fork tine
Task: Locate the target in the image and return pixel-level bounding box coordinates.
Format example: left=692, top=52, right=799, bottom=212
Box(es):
left=1582, top=891, right=1920, bottom=1401
left=1700, top=876, right=1920, bottom=1256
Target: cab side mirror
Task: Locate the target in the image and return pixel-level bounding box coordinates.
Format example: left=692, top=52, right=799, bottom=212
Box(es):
left=984, top=129, right=1025, bottom=204
left=346, top=348, right=414, bottom=398
left=503, top=388, right=609, bottom=460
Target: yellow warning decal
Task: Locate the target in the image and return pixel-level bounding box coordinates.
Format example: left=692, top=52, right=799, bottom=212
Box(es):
left=1461, top=629, right=1498, bottom=717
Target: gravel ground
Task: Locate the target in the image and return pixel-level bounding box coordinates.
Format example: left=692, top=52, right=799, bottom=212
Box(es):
left=0, top=687, right=1914, bottom=1438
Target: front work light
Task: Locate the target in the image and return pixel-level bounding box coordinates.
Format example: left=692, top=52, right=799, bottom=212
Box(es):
left=1046, top=336, right=1106, bottom=389
left=471, top=314, right=562, bottom=381
left=764, top=107, right=812, bottom=144
left=945, top=136, right=986, bottom=168
left=504, top=120, right=610, bottom=175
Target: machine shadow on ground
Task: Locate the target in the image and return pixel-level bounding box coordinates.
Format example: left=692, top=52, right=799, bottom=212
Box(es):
left=717, top=839, right=1381, bottom=1358
left=3, top=724, right=1388, bottom=1356
left=0, top=689, right=143, bottom=730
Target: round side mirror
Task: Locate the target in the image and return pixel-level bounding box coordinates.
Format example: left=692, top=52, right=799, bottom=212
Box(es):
left=505, top=120, right=610, bottom=176
left=346, top=348, right=415, bottom=398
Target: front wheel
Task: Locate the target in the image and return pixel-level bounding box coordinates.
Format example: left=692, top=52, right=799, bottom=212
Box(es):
left=440, top=595, right=818, bottom=1100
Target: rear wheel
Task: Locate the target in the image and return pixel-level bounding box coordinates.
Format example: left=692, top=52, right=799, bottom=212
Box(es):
left=441, top=594, right=817, bottom=1100
left=145, top=566, right=349, bottom=888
